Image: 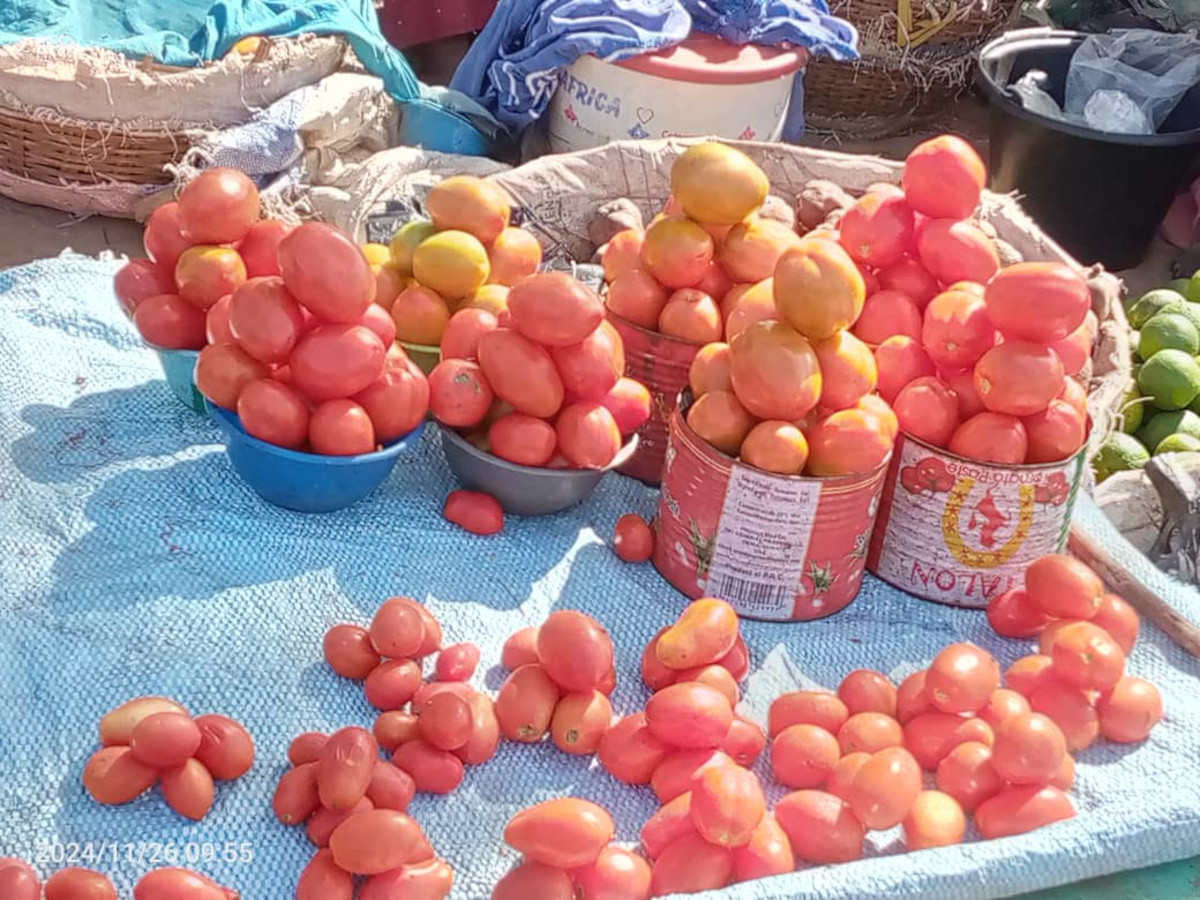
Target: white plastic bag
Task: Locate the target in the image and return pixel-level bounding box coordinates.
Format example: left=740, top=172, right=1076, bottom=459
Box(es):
left=1065, top=29, right=1200, bottom=134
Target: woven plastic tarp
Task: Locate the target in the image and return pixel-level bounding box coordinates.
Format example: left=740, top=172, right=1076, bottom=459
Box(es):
left=1, top=253, right=1199, bottom=899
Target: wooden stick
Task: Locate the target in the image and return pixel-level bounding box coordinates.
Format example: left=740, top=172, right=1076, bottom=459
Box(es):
left=1069, top=524, right=1200, bottom=659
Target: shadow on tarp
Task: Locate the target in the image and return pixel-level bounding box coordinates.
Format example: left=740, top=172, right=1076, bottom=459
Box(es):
left=10, top=382, right=217, bottom=486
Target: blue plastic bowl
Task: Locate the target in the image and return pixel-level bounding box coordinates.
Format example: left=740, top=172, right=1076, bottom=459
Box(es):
left=152, top=347, right=207, bottom=415
left=207, top=402, right=426, bottom=513
left=398, top=102, right=492, bottom=156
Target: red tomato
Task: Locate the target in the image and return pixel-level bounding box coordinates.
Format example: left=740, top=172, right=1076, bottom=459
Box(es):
left=195, top=342, right=270, bottom=409
left=492, top=862, right=573, bottom=900
left=360, top=858, right=454, bottom=900
left=1092, top=593, right=1140, bottom=655
left=356, top=303, right=397, bottom=347
left=435, top=643, right=481, bottom=682
left=1025, top=554, right=1104, bottom=619
left=1097, top=676, right=1163, bottom=743
left=769, top=691, right=849, bottom=737
left=175, top=246, right=247, bottom=311
left=774, top=790, right=865, bottom=864
left=926, top=643, right=1000, bottom=714
left=903, top=790, right=966, bottom=850
left=236, top=378, right=310, bottom=450
left=646, top=682, right=734, bottom=749
left=1029, top=682, right=1099, bottom=751
left=443, top=489, right=504, bottom=536
left=903, top=712, right=994, bottom=770
left=193, top=714, right=255, bottom=781
left=177, top=167, right=260, bottom=244
left=550, top=689, right=613, bottom=755
left=143, top=202, right=193, bottom=273
left=613, top=513, right=654, bottom=562
left=133, top=294, right=207, bottom=349
left=770, top=724, right=840, bottom=789
left=598, top=713, right=670, bottom=784
left=114, top=259, right=175, bottom=316
left=570, top=845, right=652, bottom=900
left=847, top=746, right=922, bottom=829
left=328, top=809, right=433, bottom=875
left=878, top=256, right=938, bottom=309
left=228, top=277, right=306, bottom=364
left=839, top=190, right=915, bottom=269
left=373, top=713, right=419, bottom=753
left=991, top=712, right=1067, bottom=785
left=689, top=764, right=766, bottom=848
left=44, top=868, right=116, bottom=900
left=309, top=400, right=376, bottom=456
left=896, top=671, right=932, bottom=724
left=730, top=814, right=794, bottom=883
left=428, top=359, right=494, bottom=428
left=279, top=222, right=375, bottom=322
left=441, top=307, right=500, bottom=361
left=206, top=294, right=235, bottom=344
left=551, top=320, right=625, bottom=400
left=392, top=739, right=464, bottom=794
left=720, top=716, right=767, bottom=767
left=288, top=734, right=328, bottom=767
left=365, top=660, right=423, bottom=711
left=650, top=833, right=733, bottom=895
left=825, top=751, right=869, bottom=801
left=902, top=135, right=985, bottom=220
left=290, top=324, right=387, bottom=402
left=537, top=610, right=615, bottom=693
left=323, top=624, right=379, bottom=680
left=132, top=868, right=236, bottom=900
left=986, top=588, right=1050, bottom=638
left=935, top=741, right=1002, bottom=812
left=1048, top=621, right=1126, bottom=690
left=837, top=711, right=903, bottom=754
left=504, top=797, right=615, bottom=869
left=488, top=412, right=557, bottom=466
left=641, top=792, right=697, bottom=859
left=979, top=688, right=1032, bottom=729
left=238, top=219, right=293, bottom=277
left=1005, top=654, right=1057, bottom=698
left=917, top=219, right=999, bottom=285
left=418, top=692, right=474, bottom=751
left=353, top=355, right=430, bottom=444
left=600, top=376, right=653, bottom=435
left=317, top=727, right=378, bottom=810
left=651, top=749, right=733, bottom=804
left=501, top=626, right=540, bottom=670
left=975, top=785, right=1075, bottom=839
left=837, top=670, right=898, bottom=717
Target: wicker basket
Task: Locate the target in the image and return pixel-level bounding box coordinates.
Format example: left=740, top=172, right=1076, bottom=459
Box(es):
left=0, top=35, right=345, bottom=217
left=803, top=0, right=1017, bottom=137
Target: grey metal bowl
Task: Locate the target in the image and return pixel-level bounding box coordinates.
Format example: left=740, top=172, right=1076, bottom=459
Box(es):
left=439, top=425, right=639, bottom=516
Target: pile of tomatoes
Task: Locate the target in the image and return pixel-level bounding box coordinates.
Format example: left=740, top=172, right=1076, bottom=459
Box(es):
left=113, top=167, right=431, bottom=457
left=0, top=862, right=240, bottom=899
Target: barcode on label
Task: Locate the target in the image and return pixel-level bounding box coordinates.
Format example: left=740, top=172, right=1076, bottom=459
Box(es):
left=705, top=574, right=794, bottom=618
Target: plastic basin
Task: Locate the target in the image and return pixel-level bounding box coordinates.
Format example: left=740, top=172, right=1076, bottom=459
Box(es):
left=208, top=403, right=426, bottom=513
left=398, top=101, right=492, bottom=156
left=439, top=426, right=638, bottom=516
left=152, top=347, right=207, bottom=415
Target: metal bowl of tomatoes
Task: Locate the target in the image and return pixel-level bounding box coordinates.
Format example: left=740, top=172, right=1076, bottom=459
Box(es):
left=209, top=402, right=427, bottom=513
left=438, top=425, right=638, bottom=516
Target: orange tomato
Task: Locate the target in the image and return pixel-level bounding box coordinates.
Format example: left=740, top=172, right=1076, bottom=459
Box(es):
left=774, top=790, right=865, bottom=864
left=1097, top=676, right=1163, bottom=743
left=935, top=741, right=1002, bottom=812
left=657, top=598, right=740, bottom=670
left=602, top=229, right=646, bottom=281
left=837, top=670, right=898, bottom=717
left=902, top=790, right=966, bottom=850
left=770, top=724, right=840, bottom=789
left=805, top=408, right=895, bottom=477
left=720, top=716, right=767, bottom=767
left=975, top=341, right=1066, bottom=417
left=1048, top=621, right=1126, bottom=691
left=606, top=270, right=669, bottom=329
left=926, top=643, right=1000, bottom=715
left=769, top=691, right=849, bottom=737
left=975, top=785, right=1075, bottom=839
left=728, top=320, right=822, bottom=421
left=991, top=712, right=1068, bottom=785
left=739, top=420, right=809, bottom=475
left=640, top=217, right=715, bottom=290
left=487, top=226, right=542, bottom=286
left=724, top=279, right=781, bottom=340
left=894, top=375, right=960, bottom=447
left=658, top=288, right=724, bottom=343
left=1025, top=554, right=1104, bottom=619
left=814, top=330, right=878, bottom=411
left=847, top=746, right=922, bottom=828
left=875, top=335, right=937, bottom=403
left=504, top=798, right=615, bottom=869
left=1005, top=655, right=1058, bottom=699
left=730, top=813, right=794, bottom=883
left=689, top=764, right=766, bottom=847
left=837, top=711, right=903, bottom=755
left=774, top=239, right=867, bottom=341
left=550, top=690, right=613, bottom=755
left=720, top=217, right=801, bottom=282
left=686, top=390, right=757, bottom=457
left=948, top=412, right=1028, bottom=464
left=1092, top=593, right=1140, bottom=654
left=641, top=791, right=698, bottom=859
left=689, top=342, right=733, bottom=397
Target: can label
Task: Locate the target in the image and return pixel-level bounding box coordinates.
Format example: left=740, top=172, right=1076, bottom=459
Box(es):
left=867, top=434, right=1084, bottom=608
left=705, top=464, right=823, bottom=619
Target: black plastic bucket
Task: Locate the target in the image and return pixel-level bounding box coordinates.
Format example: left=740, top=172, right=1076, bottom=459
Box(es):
left=976, top=28, right=1200, bottom=270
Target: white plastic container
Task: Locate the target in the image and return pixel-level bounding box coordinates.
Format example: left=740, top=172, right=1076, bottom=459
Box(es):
left=546, top=35, right=808, bottom=154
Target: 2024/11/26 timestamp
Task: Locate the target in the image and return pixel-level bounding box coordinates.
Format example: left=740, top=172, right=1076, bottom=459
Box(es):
left=35, top=841, right=254, bottom=867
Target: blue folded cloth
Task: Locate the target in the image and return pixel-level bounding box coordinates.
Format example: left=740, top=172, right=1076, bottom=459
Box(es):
left=451, top=0, right=858, bottom=140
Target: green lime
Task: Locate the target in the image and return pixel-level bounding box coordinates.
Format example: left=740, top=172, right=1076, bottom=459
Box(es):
left=1168, top=278, right=1193, bottom=297
left=1129, top=289, right=1186, bottom=328
left=1137, top=408, right=1200, bottom=452
left=1155, top=433, right=1200, bottom=455
left=1156, top=300, right=1200, bottom=333
left=1137, top=349, right=1200, bottom=410
left=1120, top=383, right=1148, bottom=434
left=1139, top=313, right=1200, bottom=358
left=1132, top=332, right=1142, bottom=362
left=1188, top=276, right=1200, bottom=304
left=1092, top=432, right=1150, bottom=482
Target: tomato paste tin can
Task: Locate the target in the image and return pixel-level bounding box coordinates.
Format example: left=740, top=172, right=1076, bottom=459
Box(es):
left=866, top=433, right=1086, bottom=608
left=654, top=396, right=889, bottom=621
left=607, top=311, right=701, bottom=486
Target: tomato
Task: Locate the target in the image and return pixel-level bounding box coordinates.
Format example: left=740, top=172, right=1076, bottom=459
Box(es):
left=82, top=746, right=158, bottom=806
left=1097, top=676, right=1163, bottom=743
left=143, top=202, right=193, bottom=274
left=839, top=190, right=914, bottom=269
left=878, top=257, right=939, bottom=309
left=853, top=289, right=923, bottom=346
left=205, top=294, right=235, bottom=344
left=716, top=635, right=751, bottom=682
left=356, top=302, right=397, bottom=348
left=432, top=643, right=480, bottom=684
left=673, top=664, right=739, bottom=708
left=478, top=329, right=565, bottom=418
left=193, top=714, right=255, bottom=781
left=0, top=860, right=39, bottom=900
left=496, top=663, right=561, bottom=741
left=550, top=689, right=612, bottom=755
left=902, top=135, right=986, bottom=220
left=641, top=791, right=697, bottom=859
left=730, top=814, right=794, bottom=883
left=308, top=798, right=374, bottom=848
left=719, top=716, right=767, bottom=767
left=175, top=246, right=247, bottom=311
left=288, top=734, right=328, bottom=767
left=501, top=626, right=540, bottom=670
left=133, top=294, right=207, bottom=349
left=537, top=610, right=615, bottom=693
left=974, top=341, right=1065, bottom=417
left=159, top=757, right=214, bottom=820
left=770, top=724, right=840, bottom=789
left=1048, top=621, right=1126, bottom=690
left=650, top=749, right=733, bottom=803
left=353, top=354, right=430, bottom=443
left=847, top=746, right=922, bottom=829
left=115, top=258, right=175, bottom=316
left=551, top=320, right=625, bottom=400
left=290, top=324, right=387, bottom=402
left=893, top=375, right=959, bottom=447
left=313, top=727, right=377, bottom=812
left=986, top=588, right=1050, bottom=639
left=556, top=401, right=623, bottom=468
left=979, top=688, right=1032, bottom=729
left=903, top=790, right=966, bottom=850
left=129, top=711, right=201, bottom=769
left=612, top=513, right=654, bottom=563
left=896, top=670, right=932, bottom=724
left=441, top=307, right=500, bottom=361
left=689, top=764, right=766, bottom=848
left=1091, top=593, right=1139, bottom=655
left=418, top=692, right=474, bottom=751
left=45, top=868, right=117, bottom=900
left=308, top=400, right=375, bottom=455
left=177, top=167, right=259, bottom=244
left=1029, top=683, right=1099, bottom=751
left=984, top=262, right=1090, bottom=344
left=279, top=223, right=375, bottom=322
left=570, top=845, right=652, bottom=900
left=646, top=682, right=734, bottom=749
left=774, top=790, right=865, bottom=864
left=657, top=598, right=739, bottom=670
left=360, top=858, right=454, bottom=900
left=916, top=219, right=999, bottom=285
left=392, top=739, right=464, bottom=794
left=949, top=412, right=1028, bottom=465
left=237, top=219, right=292, bottom=277
left=650, top=833, right=733, bottom=895
left=426, top=359, right=493, bottom=429
left=367, top=761, right=417, bottom=811
left=364, top=660, right=423, bottom=710
left=598, top=713, right=670, bottom=784
left=903, top=712, right=994, bottom=770
left=921, top=290, right=995, bottom=370
left=769, top=691, right=849, bottom=737
left=599, top=376, right=652, bottom=435
left=975, top=785, right=1075, bottom=839
left=926, top=643, right=1000, bottom=715
left=837, top=711, right=903, bottom=754
left=837, top=669, right=898, bottom=717
left=133, top=869, right=236, bottom=900
left=492, top=861, right=573, bottom=900
left=1025, top=555, right=1103, bottom=620
left=328, top=809, right=432, bottom=875
left=508, top=272, right=605, bottom=346
left=374, top=711, right=419, bottom=753
left=991, top=712, right=1067, bottom=785
left=824, top=750, right=870, bottom=802
left=370, top=597, right=427, bottom=658
left=504, top=797, right=615, bottom=869
left=236, top=378, right=309, bottom=449
left=934, top=741, right=1002, bottom=812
